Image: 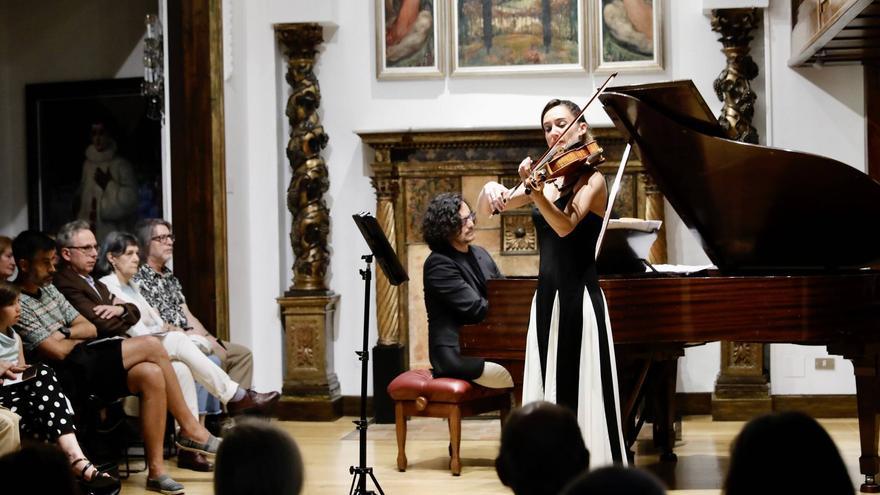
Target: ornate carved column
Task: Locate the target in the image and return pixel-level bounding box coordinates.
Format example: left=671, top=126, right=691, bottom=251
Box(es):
left=711, top=8, right=759, bottom=144
left=275, top=23, right=341, bottom=420
left=370, top=173, right=407, bottom=423
left=710, top=8, right=770, bottom=420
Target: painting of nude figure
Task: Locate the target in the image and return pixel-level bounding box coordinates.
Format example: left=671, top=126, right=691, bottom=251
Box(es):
left=376, top=0, right=445, bottom=79
left=592, top=0, right=663, bottom=72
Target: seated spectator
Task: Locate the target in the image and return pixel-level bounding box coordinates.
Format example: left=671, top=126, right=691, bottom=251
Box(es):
left=496, top=401, right=590, bottom=495
left=561, top=466, right=666, bottom=495
left=12, top=230, right=220, bottom=494
left=214, top=418, right=304, bottom=495
left=0, top=236, right=15, bottom=281
left=133, top=219, right=257, bottom=391
left=0, top=280, right=119, bottom=493
left=0, top=443, right=78, bottom=495
left=0, top=407, right=18, bottom=456
left=724, top=411, right=854, bottom=495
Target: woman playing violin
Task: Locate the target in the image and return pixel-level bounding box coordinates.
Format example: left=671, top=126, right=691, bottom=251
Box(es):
left=476, top=99, right=627, bottom=468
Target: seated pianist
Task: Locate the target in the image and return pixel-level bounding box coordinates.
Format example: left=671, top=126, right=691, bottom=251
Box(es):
left=421, top=192, right=513, bottom=388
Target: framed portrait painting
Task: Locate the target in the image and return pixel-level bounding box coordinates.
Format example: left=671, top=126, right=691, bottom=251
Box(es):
left=25, top=78, right=163, bottom=240
left=591, top=0, right=663, bottom=72
left=376, top=0, right=446, bottom=80
left=451, top=0, right=586, bottom=76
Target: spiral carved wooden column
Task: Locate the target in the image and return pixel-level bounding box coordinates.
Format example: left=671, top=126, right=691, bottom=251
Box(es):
left=710, top=8, right=769, bottom=421
left=643, top=176, right=667, bottom=265
left=275, top=23, right=341, bottom=420
left=371, top=175, right=407, bottom=423
left=711, top=8, right=760, bottom=144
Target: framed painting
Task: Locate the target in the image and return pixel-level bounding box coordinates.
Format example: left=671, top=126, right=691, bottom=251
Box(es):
left=25, top=78, right=163, bottom=241
left=591, top=0, right=663, bottom=73
left=376, top=0, right=446, bottom=80
left=451, top=0, right=586, bottom=76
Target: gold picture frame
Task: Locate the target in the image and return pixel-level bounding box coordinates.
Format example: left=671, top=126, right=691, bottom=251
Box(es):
left=376, top=0, right=446, bottom=80
left=450, top=0, right=587, bottom=77
left=591, top=0, right=663, bottom=73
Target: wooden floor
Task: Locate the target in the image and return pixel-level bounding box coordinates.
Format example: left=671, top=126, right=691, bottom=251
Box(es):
left=119, top=415, right=865, bottom=494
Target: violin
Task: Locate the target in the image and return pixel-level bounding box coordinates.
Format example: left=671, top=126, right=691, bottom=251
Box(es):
left=524, top=139, right=606, bottom=194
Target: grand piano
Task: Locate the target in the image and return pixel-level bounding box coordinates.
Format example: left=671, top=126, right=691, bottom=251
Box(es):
left=460, top=81, right=880, bottom=492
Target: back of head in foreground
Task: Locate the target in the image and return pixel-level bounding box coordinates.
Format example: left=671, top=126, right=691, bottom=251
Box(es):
left=724, top=411, right=854, bottom=495
left=561, top=465, right=666, bottom=495
left=214, top=418, right=304, bottom=495
left=496, top=401, right=590, bottom=495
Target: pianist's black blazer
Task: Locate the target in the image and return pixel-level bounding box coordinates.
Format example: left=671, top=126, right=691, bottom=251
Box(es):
left=423, top=244, right=502, bottom=379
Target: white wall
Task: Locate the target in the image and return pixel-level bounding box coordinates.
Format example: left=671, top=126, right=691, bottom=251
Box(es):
left=0, top=0, right=154, bottom=238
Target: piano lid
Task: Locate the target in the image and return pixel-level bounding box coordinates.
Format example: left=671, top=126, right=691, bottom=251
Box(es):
left=599, top=80, right=880, bottom=271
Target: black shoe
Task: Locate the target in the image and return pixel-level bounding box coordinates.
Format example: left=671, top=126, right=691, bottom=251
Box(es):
left=177, top=448, right=214, bottom=472
left=226, top=390, right=281, bottom=416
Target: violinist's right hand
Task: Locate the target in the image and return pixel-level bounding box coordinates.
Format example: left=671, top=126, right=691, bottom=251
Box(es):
left=481, top=181, right=509, bottom=214
left=518, top=156, right=533, bottom=181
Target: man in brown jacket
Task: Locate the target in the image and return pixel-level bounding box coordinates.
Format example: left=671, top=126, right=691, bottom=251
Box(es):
left=53, top=220, right=140, bottom=338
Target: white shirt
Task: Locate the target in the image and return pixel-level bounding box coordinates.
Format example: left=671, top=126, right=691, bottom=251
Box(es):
left=99, top=273, right=165, bottom=337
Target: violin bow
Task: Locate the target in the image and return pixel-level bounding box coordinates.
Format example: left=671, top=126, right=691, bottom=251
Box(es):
left=493, top=72, right=619, bottom=213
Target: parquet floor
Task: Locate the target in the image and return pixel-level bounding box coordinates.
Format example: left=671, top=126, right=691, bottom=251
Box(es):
left=118, top=415, right=865, bottom=494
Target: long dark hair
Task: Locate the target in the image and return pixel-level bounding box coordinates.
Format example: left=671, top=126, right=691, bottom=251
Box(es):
left=96, top=231, right=140, bottom=278
left=724, top=411, right=854, bottom=495
left=421, top=193, right=467, bottom=251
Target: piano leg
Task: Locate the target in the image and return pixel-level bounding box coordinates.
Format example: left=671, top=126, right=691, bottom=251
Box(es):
left=852, top=355, right=880, bottom=493
left=651, top=357, right=678, bottom=462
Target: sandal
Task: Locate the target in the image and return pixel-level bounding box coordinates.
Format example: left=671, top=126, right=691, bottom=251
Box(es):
left=176, top=433, right=221, bottom=456
left=146, top=474, right=185, bottom=495
left=71, top=458, right=120, bottom=494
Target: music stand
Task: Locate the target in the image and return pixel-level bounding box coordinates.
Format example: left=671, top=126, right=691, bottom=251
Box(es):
left=349, top=212, right=408, bottom=495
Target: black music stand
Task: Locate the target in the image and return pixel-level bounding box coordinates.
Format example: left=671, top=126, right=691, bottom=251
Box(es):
left=350, top=212, right=408, bottom=495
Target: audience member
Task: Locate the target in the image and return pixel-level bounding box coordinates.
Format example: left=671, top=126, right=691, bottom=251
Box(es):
left=0, top=443, right=78, bottom=495
left=11, top=230, right=220, bottom=494
left=215, top=418, right=304, bottom=495
left=561, top=466, right=666, bottom=495
left=724, top=411, right=854, bottom=495
left=496, top=401, right=590, bottom=495
left=133, top=218, right=256, bottom=391
left=0, top=236, right=15, bottom=280
left=0, top=280, right=119, bottom=493
left=0, top=407, right=18, bottom=456
left=95, top=230, right=279, bottom=424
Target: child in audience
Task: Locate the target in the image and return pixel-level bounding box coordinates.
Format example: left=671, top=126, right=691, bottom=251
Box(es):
left=0, top=281, right=119, bottom=493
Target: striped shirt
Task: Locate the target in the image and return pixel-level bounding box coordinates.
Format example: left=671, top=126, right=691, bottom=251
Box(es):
left=14, top=284, right=80, bottom=352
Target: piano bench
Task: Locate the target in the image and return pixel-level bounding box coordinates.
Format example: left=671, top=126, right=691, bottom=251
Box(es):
left=386, top=369, right=513, bottom=476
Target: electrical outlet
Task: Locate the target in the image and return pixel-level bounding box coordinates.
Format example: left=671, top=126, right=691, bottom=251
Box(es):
left=815, top=357, right=835, bottom=371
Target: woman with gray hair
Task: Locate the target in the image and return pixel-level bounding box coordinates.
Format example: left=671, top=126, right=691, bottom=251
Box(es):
left=97, top=232, right=276, bottom=423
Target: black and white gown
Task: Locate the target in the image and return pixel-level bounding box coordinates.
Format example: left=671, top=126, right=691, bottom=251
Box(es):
left=522, top=193, right=628, bottom=467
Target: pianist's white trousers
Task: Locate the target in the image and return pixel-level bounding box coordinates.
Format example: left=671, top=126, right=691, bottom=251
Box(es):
left=521, top=290, right=628, bottom=468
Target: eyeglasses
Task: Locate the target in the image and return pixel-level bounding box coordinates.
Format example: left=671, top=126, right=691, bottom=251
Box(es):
left=460, top=212, right=476, bottom=224
left=67, top=244, right=99, bottom=253
left=151, top=234, right=175, bottom=244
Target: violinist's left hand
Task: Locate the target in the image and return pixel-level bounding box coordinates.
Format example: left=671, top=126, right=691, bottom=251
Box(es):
left=525, top=175, right=544, bottom=193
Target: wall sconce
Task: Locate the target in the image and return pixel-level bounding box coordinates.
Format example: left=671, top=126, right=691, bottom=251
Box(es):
left=143, top=14, right=164, bottom=122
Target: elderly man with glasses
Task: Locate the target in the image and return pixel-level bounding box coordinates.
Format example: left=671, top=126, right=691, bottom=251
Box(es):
left=132, top=219, right=268, bottom=412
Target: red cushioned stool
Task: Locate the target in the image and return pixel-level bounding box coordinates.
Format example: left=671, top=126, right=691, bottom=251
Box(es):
left=386, top=369, right=513, bottom=476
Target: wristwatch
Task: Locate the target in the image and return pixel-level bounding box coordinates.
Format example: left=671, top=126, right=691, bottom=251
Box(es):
left=58, top=327, right=71, bottom=339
